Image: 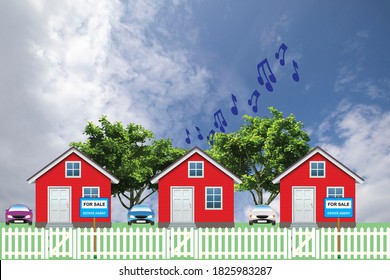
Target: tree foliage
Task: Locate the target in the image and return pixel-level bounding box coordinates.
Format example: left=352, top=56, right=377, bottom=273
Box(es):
left=208, top=107, right=310, bottom=205
left=71, top=116, right=186, bottom=210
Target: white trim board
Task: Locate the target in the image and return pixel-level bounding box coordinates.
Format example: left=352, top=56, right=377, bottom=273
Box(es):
left=27, top=147, right=119, bottom=184
left=272, top=146, right=364, bottom=184
left=151, top=147, right=242, bottom=184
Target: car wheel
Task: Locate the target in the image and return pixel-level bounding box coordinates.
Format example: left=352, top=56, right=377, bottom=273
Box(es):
left=151, top=222, right=154, bottom=226
left=249, top=222, right=253, bottom=226
left=29, top=222, right=32, bottom=226
left=128, top=222, right=132, bottom=226
left=272, top=222, right=276, bottom=226
left=6, top=222, right=9, bottom=226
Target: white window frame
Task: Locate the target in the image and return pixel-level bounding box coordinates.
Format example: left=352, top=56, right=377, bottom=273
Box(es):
left=205, top=187, right=223, bottom=210
left=327, top=186, right=344, bottom=198
left=188, top=161, right=204, bottom=178
left=309, top=161, right=326, bottom=178
left=65, top=161, right=81, bottom=178
left=82, top=186, right=100, bottom=198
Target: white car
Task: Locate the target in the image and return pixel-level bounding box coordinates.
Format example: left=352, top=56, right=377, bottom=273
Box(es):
left=249, top=205, right=276, bottom=225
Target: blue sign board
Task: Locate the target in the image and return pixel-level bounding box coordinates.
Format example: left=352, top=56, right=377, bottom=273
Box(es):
left=324, top=198, right=353, bottom=218
left=80, top=198, right=109, bottom=218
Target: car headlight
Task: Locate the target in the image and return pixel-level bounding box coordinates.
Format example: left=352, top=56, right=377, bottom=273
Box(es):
left=129, top=215, right=135, bottom=219
left=147, top=215, right=153, bottom=219
left=25, top=215, right=31, bottom=218
left=7, top=215, right=12, bottom=218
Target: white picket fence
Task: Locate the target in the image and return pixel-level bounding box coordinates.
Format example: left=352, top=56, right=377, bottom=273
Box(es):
left=1, top=227, right=389, bottom=260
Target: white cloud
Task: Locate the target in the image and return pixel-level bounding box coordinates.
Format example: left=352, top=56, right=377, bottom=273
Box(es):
left=317, top=102, right=390, bottom=222
left=259, top=14, right=290, bottom=50
left=352, top=79, right=390, bottom=100
left=334, top=66, right=358, bottom=93
left=334, top=29, right=389, bottom=101
left=0, top=0, right=215, bottom=222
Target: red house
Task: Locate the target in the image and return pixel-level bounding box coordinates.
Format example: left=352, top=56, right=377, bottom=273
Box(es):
left=27, top=147, right=119, bottom=228
left=150, top=147, right=242, bottom=228
left=272, top=146, right=364, bottom=228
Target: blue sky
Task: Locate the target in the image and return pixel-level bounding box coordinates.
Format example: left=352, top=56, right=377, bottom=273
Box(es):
left=0, top=0, right=389, bottom=223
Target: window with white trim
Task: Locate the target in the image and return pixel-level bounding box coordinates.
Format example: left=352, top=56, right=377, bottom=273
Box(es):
left=205, top=187, right=222, bottom=209
left=327, top=187, right=344, bottom=198
left=83, top=187, right=100, bottom=198
left=66, top=161, right=81, bottom=177
left=310, top=161, right=325, bottom=177
left=188, top=161, right=204, bottom=177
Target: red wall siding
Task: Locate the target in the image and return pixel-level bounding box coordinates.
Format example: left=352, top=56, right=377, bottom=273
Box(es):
left=35, top=153, right=112, bottom=224
left=158, top=153, right=234, bottom=223
left=279, top=153, right=356, bottom=224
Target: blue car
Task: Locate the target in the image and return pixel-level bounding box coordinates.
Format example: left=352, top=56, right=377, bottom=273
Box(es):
left=128, top=204, right=155, bottom=226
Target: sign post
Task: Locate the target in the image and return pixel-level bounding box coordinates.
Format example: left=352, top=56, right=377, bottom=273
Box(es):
left=80, top=198, right=109, bottom=259
left=324, top=198, right=353, bottom=259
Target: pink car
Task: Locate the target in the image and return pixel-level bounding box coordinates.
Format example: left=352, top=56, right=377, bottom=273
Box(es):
left=5, top=204, right=33, bottom=225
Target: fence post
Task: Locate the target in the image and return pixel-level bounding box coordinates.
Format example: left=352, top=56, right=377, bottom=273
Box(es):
left=310, top=228, right=315, bottom=258
left=315, top=228, right=320, bottom=259
left=161, top=228, right=165, bottom=259
left=271, top=227, right=274, bottom=259
left=250, top=227, right=255, bottom=259
left=367, top=227, right=371, bottom=260
left=166, top=228, right=171, bottom=259
left=125, top=227, right=129, bottom=259
left=73, top=228, right=77, bottom=259
left=346, top=227, right=351, bottom=259
left=204, top=228, right=209, bottom=259
left=379, top=227, right=384, bottom=259
left=1, top=228, right=3, bottom=259
left=25, top=228, right=30, bottom=259
left=284, top=228, right=289, bottom=260
left=142, top=227, right=147, bottom=259
left=353, top=227, right=358, bottom=259
left=199, top=227, right=204, bottom=260
left=237, top=227, right=242, bottom=259
left=387, top=228, right=390, bottom=259
left=224, top=228, right=229, bottom=260
left=373, top=227, right=378, bottom=259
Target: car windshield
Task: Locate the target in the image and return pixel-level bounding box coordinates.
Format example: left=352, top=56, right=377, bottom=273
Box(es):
left=9, top=204, right=30, bottom=211
left=253, top=205, right=273, bottom=211
left=130, top=205, right=152, bottom=212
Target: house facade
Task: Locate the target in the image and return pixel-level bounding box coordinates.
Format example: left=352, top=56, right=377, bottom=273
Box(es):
left=27, top=147, right=119, bottom=228
left=150, top=147, right=242, bottom=228
left=272, top=146, right=364, bottom=228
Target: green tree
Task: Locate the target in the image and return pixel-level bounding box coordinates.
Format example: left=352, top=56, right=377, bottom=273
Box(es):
left=208, top=107, right=310, bottom=205
left=71, top=116, right=186, bottom=210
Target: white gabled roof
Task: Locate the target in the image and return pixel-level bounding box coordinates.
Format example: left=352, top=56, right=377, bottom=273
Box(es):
left=27, top=147, right=119, bottom=184
left=150, top=146, right=242, bottom=184
left=272, top=146, right=364, bottom=184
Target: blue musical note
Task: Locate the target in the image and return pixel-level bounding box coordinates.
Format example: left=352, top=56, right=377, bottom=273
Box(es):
left=213, top=109, right=228, bottom=132
left=248, top=90, right=261, bottom=113
left=207, top=129, right=216, bottom=145
left=292, top=60, right=299, bottom=82
left=275, top=43, right=288, bottom=66
left=185, top=129, right=191, bottom=144
left=231, top=94, right=238, bottom=115
left=256, top=58, right=277, bottom=92
left=195, top=126, right=204, bottom=140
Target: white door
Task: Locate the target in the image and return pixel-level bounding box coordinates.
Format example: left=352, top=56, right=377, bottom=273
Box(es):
left=49, top=188, right=70, bottom=223
left=171, top=188, right=193, bottom=223
left=293, top=188, right=314, bottom=223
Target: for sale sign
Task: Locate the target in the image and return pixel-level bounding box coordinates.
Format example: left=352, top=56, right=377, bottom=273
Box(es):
left=324, top=198, right=353, bottom=218
left=80, top=198, right=109, bottom=218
